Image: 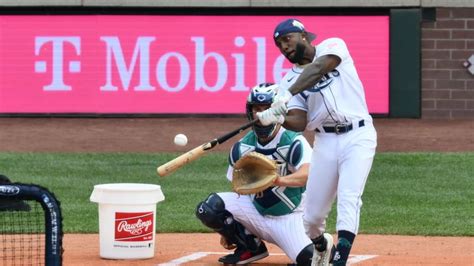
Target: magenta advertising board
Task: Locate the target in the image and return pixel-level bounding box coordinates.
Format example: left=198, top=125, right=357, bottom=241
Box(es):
left=0, top=15, right=388, bottom=114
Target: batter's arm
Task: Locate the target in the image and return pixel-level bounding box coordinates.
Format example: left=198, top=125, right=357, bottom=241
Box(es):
left=287, top=55, right=341, bottom=95
left=282, top=109, right=307, bottom=132
left=274, top=163, right=309, bottom=187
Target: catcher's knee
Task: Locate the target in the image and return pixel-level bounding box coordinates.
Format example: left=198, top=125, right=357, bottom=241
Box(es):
left=295, top=243, right=314, bottom=266
left=195, top=193, right=230, bottom=230
left=195, top=193, right=258, bottom=251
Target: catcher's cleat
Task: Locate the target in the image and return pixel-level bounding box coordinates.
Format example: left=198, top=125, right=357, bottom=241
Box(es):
left=218, top=242, right=269, bottom=265
left=311, top=233, right=334, bottom=266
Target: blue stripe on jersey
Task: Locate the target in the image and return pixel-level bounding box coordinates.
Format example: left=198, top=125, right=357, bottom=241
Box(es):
left=298, top=92, right=309, bottom=101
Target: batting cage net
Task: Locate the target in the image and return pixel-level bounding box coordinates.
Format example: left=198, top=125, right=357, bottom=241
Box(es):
left=0, top=183, right=63, bottom=266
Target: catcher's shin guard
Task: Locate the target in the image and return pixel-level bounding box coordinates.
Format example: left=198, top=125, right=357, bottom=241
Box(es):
left=295, top=243, right=314, bottom=266
left=195, top=193, right=259, bottom=251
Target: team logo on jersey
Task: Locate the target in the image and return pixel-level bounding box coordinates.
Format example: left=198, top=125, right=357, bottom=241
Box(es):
left=308, top=69, right=340, bottom=93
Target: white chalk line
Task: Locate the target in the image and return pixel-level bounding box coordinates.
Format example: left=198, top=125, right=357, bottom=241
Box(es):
left=348, top=255, right=378, bottom=264
left=157, top=252, right=378, bottom=265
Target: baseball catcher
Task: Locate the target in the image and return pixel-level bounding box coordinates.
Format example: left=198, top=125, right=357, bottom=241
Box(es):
left=195, top=83, right=315, bottom=265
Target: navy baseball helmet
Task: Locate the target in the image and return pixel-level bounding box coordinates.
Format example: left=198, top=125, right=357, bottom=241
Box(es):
left=273, top=18, right=316, bottom=42
left=246, top=83, right=279, bottom=139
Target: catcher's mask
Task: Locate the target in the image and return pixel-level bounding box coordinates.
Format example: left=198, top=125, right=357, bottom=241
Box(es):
left=246, top=83, right=279, bottom=139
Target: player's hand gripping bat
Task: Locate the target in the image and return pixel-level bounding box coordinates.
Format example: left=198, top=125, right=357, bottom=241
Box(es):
left=157, top=119, right=258, bottom=177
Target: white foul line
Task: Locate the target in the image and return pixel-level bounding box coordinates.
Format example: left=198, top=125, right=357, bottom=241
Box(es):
left=157, top=252, right=285, bottom=265
left=348, top=255, right=378, bottom=264
left=157, top=252, right=378, bottom=265
left=157, top=252, right=209, bottom=265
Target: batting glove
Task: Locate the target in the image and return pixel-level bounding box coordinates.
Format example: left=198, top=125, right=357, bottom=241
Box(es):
left=271, top=101, right=288, bottom=116
left=256, top=109, right=285, bottom=126
left=271, top=88, right=293, bottom=115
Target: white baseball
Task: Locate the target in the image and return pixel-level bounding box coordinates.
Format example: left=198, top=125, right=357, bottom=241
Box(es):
left=174, top=134, right=188, bottom=146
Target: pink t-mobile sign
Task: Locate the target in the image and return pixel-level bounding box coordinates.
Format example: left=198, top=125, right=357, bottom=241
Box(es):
left=0, top=15, right=388, bottom=114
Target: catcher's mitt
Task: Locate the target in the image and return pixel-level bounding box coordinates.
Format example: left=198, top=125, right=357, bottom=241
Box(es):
left=232, top=152, right=278, bottom=195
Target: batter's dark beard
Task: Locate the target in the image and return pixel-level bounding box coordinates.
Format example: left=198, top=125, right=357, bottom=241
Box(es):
left=288, top=43, right=306, bottom=64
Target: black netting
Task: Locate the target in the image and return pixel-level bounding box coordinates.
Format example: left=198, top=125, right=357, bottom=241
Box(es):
left=0, top=200, right=45, bottom=265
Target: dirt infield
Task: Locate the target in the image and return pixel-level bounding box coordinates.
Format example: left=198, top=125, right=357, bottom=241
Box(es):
left=1, top=117, right=473, bottom=265
left=63, top=233, right=473, bottom=265
left=0, top=117, right=473, bottom=153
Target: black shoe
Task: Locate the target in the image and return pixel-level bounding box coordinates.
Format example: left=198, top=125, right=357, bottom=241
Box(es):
left=218, top=242, right=269, bottom=265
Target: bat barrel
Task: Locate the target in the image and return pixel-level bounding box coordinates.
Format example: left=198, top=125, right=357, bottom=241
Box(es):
left=157, top=144, right=208, bottom=177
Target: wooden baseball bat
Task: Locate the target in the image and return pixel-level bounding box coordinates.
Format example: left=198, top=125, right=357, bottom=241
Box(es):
left=157, top=119, right=258, bottom=177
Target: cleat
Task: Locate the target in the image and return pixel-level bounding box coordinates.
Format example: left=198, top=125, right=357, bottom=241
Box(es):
left=311, top=233, right=334, bottom=266
left=219, top=241, right=269, bottom=265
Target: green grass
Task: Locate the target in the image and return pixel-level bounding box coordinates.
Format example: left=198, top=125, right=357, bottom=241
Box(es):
left=362, top=153, right=474, bottom=236
left=0, top=152, right=472, bottom=236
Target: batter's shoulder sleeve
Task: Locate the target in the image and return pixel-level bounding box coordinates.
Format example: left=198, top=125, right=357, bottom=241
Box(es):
left=316, top=37, right=349, bottom=63
left=287, top=92, right=308, bottom=112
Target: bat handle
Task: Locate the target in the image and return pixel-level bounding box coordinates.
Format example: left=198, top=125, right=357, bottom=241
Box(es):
left=216, top=119, right=258, bottom=144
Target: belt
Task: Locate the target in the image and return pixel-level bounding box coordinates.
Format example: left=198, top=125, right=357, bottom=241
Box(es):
left=316, top=120, right=365, bottom=134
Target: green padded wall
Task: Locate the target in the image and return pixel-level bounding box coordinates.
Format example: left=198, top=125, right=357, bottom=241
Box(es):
left=390, top=9, right=421, bottom=117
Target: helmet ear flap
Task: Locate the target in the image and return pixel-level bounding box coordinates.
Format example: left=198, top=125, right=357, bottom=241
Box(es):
left=245, top=102, right=254, bottom=122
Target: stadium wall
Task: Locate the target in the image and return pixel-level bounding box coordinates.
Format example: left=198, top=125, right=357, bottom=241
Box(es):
left=0, top=1, right=472, bottom=119
left=421, top=8, right=474, bottom=119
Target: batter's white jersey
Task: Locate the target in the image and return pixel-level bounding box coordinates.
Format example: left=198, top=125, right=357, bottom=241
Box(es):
left=280, top=37, right=372, bottom=130
left=278, top=37, right=377, bottom=238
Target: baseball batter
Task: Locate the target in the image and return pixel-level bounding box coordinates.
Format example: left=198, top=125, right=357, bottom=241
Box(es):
left=258, top=19, right=377, bottom=266
left=195, top=83, right=318, bottom=265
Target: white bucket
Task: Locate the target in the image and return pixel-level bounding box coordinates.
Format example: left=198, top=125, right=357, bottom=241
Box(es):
left=90, top=183, right=165, bottom=259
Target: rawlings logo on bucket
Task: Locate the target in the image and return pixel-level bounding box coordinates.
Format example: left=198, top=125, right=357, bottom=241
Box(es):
left=115, top=212, right=154, bottom=241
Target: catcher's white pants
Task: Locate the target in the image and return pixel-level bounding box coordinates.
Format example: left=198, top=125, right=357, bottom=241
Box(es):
left=218, top=192, right=312, bottom=262
left=303, top=123, right=377, bottom=239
